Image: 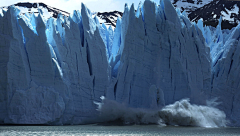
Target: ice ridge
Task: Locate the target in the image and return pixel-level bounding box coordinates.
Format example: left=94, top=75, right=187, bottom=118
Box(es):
left=0, top=0, right=239, bottom=127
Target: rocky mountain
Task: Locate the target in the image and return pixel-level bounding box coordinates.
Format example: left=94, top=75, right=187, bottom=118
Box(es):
left=0, top=2, right=69, bottom=18
left=188, top=0, right=240, bottom=29
left=92, top=11, right=123, bottom=27
left=171, top=0, right=213, bottom=13
left=0, top=2, right=122, bottom=28
left=1, top=1, right=240, bottom=29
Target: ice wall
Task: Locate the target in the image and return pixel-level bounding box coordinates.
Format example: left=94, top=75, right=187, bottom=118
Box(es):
left=210, top=25, right=240, bottom=127
left=0, top=3, right=109, bottom=125
left=107, top=0, right=211, bottom=110
left=197, top=17, right=240, bottom=126
left=0, top=0, right=239, bottom=126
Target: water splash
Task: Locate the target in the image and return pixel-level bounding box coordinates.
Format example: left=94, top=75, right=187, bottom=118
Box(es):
left=95, top=96, right=227, bottom=128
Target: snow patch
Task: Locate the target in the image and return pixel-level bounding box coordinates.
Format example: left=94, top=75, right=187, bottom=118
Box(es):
left=171, top=0, right=213, bottom=14
left=221, top=4, right=239, bottom=22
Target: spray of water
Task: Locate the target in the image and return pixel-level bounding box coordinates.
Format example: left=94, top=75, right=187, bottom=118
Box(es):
left=94, top=96, right=227, bottom=128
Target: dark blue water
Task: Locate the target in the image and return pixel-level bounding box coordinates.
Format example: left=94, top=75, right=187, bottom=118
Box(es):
left=0, top=125, right=240, bottom=135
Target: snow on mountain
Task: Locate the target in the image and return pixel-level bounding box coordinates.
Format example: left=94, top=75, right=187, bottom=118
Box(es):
left=0, top=0, right=240, bottom=127
left=0, top=2, right=122, bottom=28
left=2, top=0, right=239, bottom=30
left=92, top=11, right=123, bottom=28
left=171, top=0, right=213, bottom=13
left=189, top=0, right=240, bottom=29
left=0, top=2, right=70, bottom=18
left=91, top=0, right=240, bottom=29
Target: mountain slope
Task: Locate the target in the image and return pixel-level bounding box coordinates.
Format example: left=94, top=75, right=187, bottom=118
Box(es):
left=92, top=11, right=123, bottom=27
left=171, top=0, right=213, bottom=13
left=0, top=2, right=123, bottom=28
left=0, top=2, right=70, bottom=18
left=189, top=0, right=240, bottom=29
left=1, top=1, right=239, bottom=29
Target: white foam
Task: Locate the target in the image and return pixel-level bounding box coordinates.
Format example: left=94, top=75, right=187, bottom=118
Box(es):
left=95, top=96, right=227, bottom=128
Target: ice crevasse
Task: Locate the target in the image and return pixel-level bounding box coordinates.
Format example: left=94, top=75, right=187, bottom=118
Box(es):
left=0, top=0, right=239, bottom=127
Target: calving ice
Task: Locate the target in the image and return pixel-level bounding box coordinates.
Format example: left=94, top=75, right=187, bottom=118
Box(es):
left=0, top=0, right=239, bottom=127
left=95, top=96, right=227, bottom=127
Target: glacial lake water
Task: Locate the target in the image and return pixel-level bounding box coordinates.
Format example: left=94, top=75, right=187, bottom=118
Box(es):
left=1, top=125, right=240, bottom=136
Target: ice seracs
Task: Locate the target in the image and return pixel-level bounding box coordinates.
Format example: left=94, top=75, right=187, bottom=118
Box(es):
left=0, top=0, right=240, bottom=127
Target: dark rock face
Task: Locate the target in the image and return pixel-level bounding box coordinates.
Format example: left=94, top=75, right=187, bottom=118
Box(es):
left=188, top=0, right=240, bottom=29
left=95, top=11, right=123, bottom=27
left=2, top=2, right=70, bottom=18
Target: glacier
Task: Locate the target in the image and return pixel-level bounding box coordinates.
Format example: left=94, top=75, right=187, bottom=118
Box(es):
left=0, top=0, right=240, bottom=127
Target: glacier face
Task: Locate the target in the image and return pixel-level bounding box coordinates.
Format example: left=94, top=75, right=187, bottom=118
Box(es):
left=0, top=0, right=239, bottom=126
left=111, top=0, right=211, bottom=109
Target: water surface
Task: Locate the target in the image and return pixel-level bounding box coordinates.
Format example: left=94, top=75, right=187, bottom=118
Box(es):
left=0, top=125, right=240, bottom=135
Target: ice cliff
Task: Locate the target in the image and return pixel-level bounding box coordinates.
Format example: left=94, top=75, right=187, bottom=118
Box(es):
left=0, top=0, right=239, bottom=127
